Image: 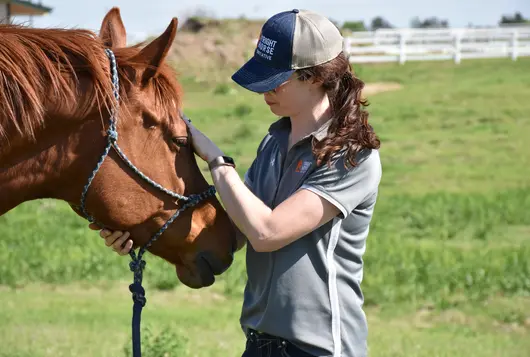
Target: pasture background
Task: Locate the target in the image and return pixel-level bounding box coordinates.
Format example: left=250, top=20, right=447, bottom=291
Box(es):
left=1, top=37, right=530, bottom=356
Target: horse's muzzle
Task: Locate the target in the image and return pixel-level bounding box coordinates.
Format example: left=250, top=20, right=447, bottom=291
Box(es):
left=175, top=251, right=234, bottom=289
left=196, top=250, right=233, bottom=278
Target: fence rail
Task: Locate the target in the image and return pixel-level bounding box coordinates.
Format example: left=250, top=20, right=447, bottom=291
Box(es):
left=344, top=26, right=530, bottom=64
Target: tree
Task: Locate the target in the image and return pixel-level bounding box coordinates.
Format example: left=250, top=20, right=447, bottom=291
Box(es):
left=499, top=12, right=529, bottom=25
left=342, top=21, right=367, bottom=32
left=410, top=16, right=449, bottom=28
left=370, top=16, right=393, bottom=30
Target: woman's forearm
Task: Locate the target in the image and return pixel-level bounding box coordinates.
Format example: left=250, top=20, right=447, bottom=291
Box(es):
left=209, top=165, right=274, bottom=252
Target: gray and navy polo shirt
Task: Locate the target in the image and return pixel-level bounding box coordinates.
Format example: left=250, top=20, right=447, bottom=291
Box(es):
left=241, top=116, right=382, bottom=357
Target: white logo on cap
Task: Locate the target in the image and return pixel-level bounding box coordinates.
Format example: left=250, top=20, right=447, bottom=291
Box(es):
left=256, top=35, right=277, bottom=61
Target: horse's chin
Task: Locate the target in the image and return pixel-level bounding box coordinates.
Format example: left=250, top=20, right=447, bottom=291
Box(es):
left=175, top=263, right=215, bottom=289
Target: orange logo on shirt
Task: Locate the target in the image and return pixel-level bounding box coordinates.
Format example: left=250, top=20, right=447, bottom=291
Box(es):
left=295, top=160, right=311, bottom=174
left=295, top=160, right=303, bottom=172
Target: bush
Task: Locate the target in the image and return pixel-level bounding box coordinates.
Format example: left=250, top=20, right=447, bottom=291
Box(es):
left=122, top=324, right=188, bottom=357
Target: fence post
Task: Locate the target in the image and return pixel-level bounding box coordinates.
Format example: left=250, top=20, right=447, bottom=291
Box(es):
left=399, top=31, right=406, bottom=65
left=454, top=32, right=462, bottom=64
left=511, top=30, right=518, bottom=61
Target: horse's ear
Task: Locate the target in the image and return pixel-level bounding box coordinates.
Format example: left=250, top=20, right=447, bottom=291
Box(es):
left=132, top=18, right=178, bottom=86
left=99, top=7, right=127, bottom=48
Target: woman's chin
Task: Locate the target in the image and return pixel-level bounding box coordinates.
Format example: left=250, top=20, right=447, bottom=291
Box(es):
left=269, top=107, right=287, bottom=117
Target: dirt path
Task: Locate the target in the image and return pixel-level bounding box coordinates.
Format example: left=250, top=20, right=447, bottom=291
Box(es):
left=363, top=82, right=403, bottom=96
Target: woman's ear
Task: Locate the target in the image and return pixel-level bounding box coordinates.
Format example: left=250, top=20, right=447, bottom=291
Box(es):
left=298, top=72, right=323, bottom=87
left=312, top=78, right=324, bottom=86
left=307, top=77, right=324, bottom=91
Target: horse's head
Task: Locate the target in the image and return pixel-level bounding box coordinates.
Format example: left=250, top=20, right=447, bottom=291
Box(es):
left=71, top=8, right=240, bottom=288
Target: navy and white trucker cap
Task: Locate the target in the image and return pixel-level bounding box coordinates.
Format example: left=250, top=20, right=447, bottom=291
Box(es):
left=231, top=9, right=344, bottom=93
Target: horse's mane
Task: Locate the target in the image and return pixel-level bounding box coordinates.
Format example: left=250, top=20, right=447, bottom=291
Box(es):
left=0, top=23, right=182, bottom=143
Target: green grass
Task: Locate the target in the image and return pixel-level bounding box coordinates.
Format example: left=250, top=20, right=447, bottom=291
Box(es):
left=1, top=57, right=529, bottom=356
left=0, top=283, right=528, bottom=357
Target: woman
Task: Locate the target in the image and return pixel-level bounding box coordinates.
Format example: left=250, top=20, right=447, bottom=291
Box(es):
left=93, top=9, right=382, bottom=357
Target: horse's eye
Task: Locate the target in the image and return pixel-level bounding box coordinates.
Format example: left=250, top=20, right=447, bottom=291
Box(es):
left=172, top=137, right=188, bottom=147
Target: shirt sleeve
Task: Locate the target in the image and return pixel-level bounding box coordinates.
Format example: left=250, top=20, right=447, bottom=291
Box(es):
left=243, top=134, right=273, bottom=191
left=244, top=163, right=256, bottom=189
left=300, top=148, right=382, bottom=219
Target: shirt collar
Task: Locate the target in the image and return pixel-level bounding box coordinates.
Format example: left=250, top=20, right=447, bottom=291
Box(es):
left=268, top=116, right=332, bottom=142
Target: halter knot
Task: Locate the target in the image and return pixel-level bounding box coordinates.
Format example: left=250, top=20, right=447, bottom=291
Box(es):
left=129, top=259, right=146, bottom=273
left=129, top=282, right=147, bottom=307
left=107, top=128, right=118, bottom=141
left=187, top=194, right=201, bottom=206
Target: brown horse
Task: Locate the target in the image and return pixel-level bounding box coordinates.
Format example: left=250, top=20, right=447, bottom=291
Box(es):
left=0, top=8, right=240, bottom=289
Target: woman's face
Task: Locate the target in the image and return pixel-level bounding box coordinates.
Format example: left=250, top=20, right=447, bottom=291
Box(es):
left=262, top=73, right=322, bottom=117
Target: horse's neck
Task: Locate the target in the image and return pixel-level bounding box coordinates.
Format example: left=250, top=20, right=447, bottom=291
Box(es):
left=0, top=117, right=101, bottom=216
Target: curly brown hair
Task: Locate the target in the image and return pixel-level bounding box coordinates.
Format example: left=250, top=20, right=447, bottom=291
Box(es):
left=296, top=51, right=380, bottom=168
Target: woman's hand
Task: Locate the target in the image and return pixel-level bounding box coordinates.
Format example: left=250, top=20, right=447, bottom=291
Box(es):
left=182, top=113, right=223, bottom=163
left=89, top=223, right=133, bottom=256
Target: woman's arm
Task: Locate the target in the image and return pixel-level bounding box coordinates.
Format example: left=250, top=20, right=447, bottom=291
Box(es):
left=184, top=119, right=340, bottom=252
left=210, top=165, right=339, bottom=252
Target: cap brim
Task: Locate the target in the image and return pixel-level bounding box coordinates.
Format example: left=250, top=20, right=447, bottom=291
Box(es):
left=231, top=57, right=295, bottom=93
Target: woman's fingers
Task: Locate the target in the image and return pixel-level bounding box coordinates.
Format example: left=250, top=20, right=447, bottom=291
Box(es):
left=100, top=229, right=114, bottom=240
left=95, top=228, right=133, bottom=256
left=101, top=230, right=124, bottom=246
left=111, top=231, right=130, bottom=251
left=118, top=238, right=134, bottom=255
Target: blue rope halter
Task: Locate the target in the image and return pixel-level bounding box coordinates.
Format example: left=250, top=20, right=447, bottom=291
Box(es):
left=76, top=48, right=216, bottom=357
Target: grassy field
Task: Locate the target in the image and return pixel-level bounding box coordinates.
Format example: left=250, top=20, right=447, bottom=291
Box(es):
left=1, top=57, right=529, bottom=356
left=1, top=283, right=529, bottom=357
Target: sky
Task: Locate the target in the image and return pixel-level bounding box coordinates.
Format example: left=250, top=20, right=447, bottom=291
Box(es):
left=11, top=0, right=530, bottom=43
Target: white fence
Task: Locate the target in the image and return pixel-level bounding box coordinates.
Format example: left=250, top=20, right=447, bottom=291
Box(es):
left=344, top=26, right=530, bottom=64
